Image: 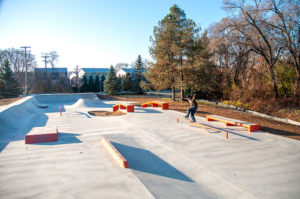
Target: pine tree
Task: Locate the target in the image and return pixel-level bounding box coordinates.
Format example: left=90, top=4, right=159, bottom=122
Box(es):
left=80, top=73, right=88, bottom=92
left=116, top=76, right=122, bottom=93
left=94, top=72, right=100, bottom=92
left=88, top=73, right=94, bottom=92
left=149, top=4, right=198, bottom=100
left=121, top=72, right=132, bottom=91
left=0, top=74, right=4, bottom=99
left=100, top=72, right=105, bottom=92
left=0, top=59, right=20, bottom=98
left=132, top=55, right=145, bottom=94
left=104, top=65, right=118, bottom=95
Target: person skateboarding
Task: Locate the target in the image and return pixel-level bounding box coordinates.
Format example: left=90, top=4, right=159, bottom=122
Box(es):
left=184, top=94, right=198, bottom=122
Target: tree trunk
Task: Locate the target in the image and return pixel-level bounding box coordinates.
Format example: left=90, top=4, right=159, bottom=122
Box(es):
left=180, top=54, right=184, bottom=100
left=269, top=66, right=279, bottom=98
left=294, top=69, right=300, bottom=106
left=172, top=86, right=176, bottom=101
left=191, top=66, right=195, bottom=95
left=279, top=78, right=288, bottom=98
left=180, top=72, right=184, bottom=100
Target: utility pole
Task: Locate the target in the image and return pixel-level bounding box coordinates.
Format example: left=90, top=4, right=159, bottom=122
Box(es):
left=21, top=46, right=31, bottom=95
left=41, top=54, right=50, bottom=91
left=41, top=55, right=50, bottom=70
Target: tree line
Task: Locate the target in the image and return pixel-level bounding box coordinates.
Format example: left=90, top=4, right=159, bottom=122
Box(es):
left=80, top=55, right=146, bottom=95
left=146, top=2, right=299, bottom=105
left=0, top=48, right=63, bottom=94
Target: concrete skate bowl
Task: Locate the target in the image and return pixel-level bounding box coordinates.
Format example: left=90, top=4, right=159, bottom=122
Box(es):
left=0, top=93, right=104, bottom=152
left=88, top=110, right=126, bottom=116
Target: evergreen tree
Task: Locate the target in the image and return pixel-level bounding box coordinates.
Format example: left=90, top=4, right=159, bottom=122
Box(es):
left=88, top=73, right=94, bottom=92
left=0, top=59, right=20, bottom=98
left=94, top=72, right=100, bottom=92
left=0, top=71, right=4, bottom=99
left=116, top=76, right=122, bottom=93
left=80, top=73, right=88, bottom=92
left=104, top=65, right=118, bottom=95
left=121, top=72, right=132, bottom=91
left=149, top=4, right=198, bottom=100
left=100, top=72, right=105, bottom=92
left=132, top=55, right=145, bottom=94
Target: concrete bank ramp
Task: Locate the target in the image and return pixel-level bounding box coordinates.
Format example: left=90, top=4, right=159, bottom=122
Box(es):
left=0, top=93, right=101, bottom=143
left=0, top=96, right=40, bottom=129
left=0, top=93, right=99, bottom=127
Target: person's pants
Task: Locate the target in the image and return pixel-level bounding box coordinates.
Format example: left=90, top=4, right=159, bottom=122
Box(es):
left=185, top=106, right=197, bottom=122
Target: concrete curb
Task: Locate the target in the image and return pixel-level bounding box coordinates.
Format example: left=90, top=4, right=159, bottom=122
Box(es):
left=198, top=99, right=300, bottom=127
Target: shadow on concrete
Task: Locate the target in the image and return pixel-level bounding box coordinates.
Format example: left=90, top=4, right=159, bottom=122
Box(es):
left=219, top=131, right=259, bottom=141
left=111, top=142, right=194, bottom=182
left=260, top=126, right=300, bottom=138
left=34, top=132, right=82, bottom=145
left=192, top=123, right=260, bottom=141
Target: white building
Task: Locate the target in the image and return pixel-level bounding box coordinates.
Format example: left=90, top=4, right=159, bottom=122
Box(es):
left=79, top=68, right=109, bottom=80
left=116, top=68, right=136, bottom=77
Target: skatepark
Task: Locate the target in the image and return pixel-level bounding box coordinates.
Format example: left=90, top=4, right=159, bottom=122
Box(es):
left=0, top=93, right=300, bottom=199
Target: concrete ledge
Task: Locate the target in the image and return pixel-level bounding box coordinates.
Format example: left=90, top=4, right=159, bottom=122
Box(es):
left=25, top=126, right=58, bottom=144
left=101, top=137, right=129, bottom=168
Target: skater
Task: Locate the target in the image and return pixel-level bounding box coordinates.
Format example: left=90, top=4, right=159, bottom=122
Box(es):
left=184, top=94, right=198, bottom=122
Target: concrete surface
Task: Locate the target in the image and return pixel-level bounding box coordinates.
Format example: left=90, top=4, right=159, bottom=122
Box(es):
left=0, top=93, right=300, bottom=199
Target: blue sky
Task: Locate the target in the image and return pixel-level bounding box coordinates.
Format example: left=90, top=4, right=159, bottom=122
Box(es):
left=0, top=0, right=227, bottom=70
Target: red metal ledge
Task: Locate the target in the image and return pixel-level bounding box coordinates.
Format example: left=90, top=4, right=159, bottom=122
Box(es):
left=25, top=126, right=58, bottom=144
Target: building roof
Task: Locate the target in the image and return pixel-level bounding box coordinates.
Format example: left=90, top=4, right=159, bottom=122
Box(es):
left=122, top=68, right=135, bottom=73
left=81, top=68, right=109, bottom=73
left=34, top=68, right=68, bottom=73
left=120, top=68, right=147, bottom=73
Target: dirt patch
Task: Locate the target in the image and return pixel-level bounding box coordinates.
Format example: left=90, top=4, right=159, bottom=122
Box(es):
left=0, top=97, right=23, bottom=107
left=96, top=94, right=118, bottom=100
left=88, top=110, right=126, bottom=116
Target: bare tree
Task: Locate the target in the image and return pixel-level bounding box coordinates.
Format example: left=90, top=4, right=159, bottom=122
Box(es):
left=48, top=51, right=59, bottom=69
left=263, top=0, right=300, bottom=103
left=223, top=0, right=284, bottom=98
left=0, top=48, right=37, bottom=93
left=114, top=63, right=128, bottom=72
